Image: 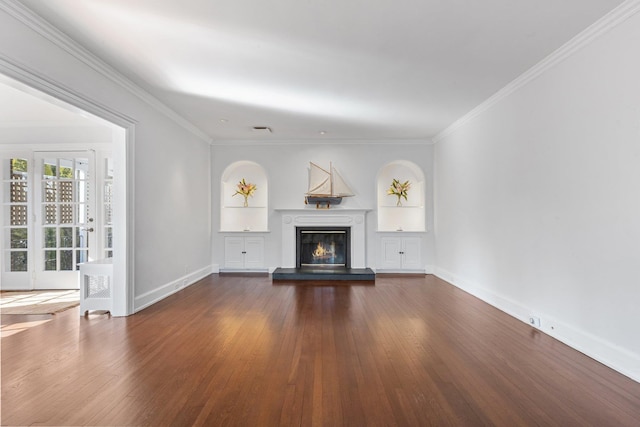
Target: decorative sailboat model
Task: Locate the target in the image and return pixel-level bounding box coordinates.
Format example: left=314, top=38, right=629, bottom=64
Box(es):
left=305, top=162, right=354, bottom=208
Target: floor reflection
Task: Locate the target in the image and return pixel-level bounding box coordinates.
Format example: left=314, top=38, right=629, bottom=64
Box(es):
left=294, top=285, right=353, bottom=322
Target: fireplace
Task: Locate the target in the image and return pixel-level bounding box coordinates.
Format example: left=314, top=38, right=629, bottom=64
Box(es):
left=273, top=209, right=374, bottom=280
left=276, top=208, right=369, bottom=269
left=296, top=227, right=350, bottom=268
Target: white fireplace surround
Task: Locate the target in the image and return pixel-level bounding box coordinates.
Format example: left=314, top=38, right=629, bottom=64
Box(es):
left=277, top=209, right=370, bottom=269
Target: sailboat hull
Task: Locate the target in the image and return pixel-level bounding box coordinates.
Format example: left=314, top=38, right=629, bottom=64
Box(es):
left=305, top=196, right=344, bottom=206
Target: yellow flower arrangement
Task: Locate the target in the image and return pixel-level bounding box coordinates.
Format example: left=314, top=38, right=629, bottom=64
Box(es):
left=234, top=178, right=257, bottom=207
left=387, top=178, right=410, bottom=206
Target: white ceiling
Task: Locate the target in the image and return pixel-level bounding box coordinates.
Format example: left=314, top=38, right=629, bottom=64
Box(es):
left=18, top=0, right=625, bottom=141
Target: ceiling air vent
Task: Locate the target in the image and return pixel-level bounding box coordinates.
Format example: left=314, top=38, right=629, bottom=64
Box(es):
left=252, top=126, right=272, bottom=134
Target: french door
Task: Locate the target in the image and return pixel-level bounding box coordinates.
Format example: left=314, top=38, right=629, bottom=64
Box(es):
left=1, top=151, right=98, bottom=290
left=33, top=152, right=97, bottom=289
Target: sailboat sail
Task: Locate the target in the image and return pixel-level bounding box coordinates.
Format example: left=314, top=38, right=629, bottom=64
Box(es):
left=331, top=166, right=354, bottom=197
left=305, top=162, right=354, bottom=203
left=307, top=162, right=331, bottom=195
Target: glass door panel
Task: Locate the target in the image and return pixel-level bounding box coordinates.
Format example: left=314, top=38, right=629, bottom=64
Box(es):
left=1, top=157, right=31, bottom=289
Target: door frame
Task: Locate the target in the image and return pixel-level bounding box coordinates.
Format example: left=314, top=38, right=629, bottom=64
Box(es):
left=1, top=57, right=135, bottom=316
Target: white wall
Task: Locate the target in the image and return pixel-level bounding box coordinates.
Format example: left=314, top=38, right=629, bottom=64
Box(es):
left=211, top=141, right=435, bottom=271
left=434, top=10, right=640, bottom=381
left=0, top=7, right=212, bottom=310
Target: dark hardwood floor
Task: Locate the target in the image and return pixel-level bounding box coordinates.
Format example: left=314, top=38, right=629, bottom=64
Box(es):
left=2, top=274, right=640, bottom=426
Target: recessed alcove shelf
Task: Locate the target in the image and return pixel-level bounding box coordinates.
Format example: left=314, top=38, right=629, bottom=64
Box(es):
left=220, top=161, right=268, bottom=232
left=377, top=160, right=426, bottom=232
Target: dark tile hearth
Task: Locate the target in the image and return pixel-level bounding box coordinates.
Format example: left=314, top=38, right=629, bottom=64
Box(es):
left=272, top=267, right=375, bottom=282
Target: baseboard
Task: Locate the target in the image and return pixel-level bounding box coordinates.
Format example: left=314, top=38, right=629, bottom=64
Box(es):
left=0, top=281, right=33, bottom=291
left=215, top=266, right=277, bottom=274
left=219, top=271, right=270, bottom=277
left=134, top=265, right=213, bottom=312
left=434, top=267, right=640, bottom=384
left=375, top=269, right=426, bottom=274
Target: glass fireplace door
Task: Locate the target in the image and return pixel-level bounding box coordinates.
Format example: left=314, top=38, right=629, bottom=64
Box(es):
left=297, top=227, right=350, bottom=268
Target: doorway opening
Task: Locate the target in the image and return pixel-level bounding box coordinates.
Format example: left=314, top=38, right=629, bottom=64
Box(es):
left=0, top=71, right=132, bottom=316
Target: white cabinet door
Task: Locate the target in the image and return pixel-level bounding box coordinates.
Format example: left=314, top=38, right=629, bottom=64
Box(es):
left=244, top=237, right=265, bottom=269
left=401, top=237, right=421, bottom=270
left=224, top=237, right=245, bottom=269
left=379, top=236, right=422, bottom=270
left=224, top=236, right=264, bottom=269
left=381, top=238, right=402, bottom=269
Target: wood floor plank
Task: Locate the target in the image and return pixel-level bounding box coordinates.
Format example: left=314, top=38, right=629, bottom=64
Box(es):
left=2, top=274, right=640, bottom=426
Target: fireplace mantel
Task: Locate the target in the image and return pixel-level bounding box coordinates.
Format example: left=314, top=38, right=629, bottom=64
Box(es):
left=276, top=208, right=371, bottom=268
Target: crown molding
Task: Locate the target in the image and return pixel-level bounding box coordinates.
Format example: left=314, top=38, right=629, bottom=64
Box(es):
left=433, top=0, right=640, bottom=144
left=0, top=0, right=212, bottom=144
left=0, top=55, right=137, bottom=129
left=210, top=138, right=435, bottom=146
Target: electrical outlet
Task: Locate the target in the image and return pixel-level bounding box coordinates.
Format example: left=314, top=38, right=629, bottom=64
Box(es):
left=529, top=316, right=541, bottom=328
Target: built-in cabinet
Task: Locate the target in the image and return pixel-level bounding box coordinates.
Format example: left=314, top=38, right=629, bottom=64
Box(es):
left=220, top=161, right=268, bottom=272
left=224, top=236, right=264, bottom=269
left=375, top=160, right=426, bottom=272
left=379, top=236, right=422, bottom=270
left=220, top=161, right=268, bottom=232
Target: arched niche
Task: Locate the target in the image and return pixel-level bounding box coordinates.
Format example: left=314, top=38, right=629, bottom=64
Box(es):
left=220, top=161, right=268, bottom=232
left=376, top=160, right=425, bottom=231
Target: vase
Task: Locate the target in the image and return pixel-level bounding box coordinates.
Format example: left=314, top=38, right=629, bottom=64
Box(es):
left=243, top=195, right=249, bottom=207
left=396, top=195, right=402, bottom=207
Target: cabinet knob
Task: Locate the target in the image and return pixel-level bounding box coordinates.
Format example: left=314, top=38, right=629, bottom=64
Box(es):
left=242, top=251, right=247, bottom=254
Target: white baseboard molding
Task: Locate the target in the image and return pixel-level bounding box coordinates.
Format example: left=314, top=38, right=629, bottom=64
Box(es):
left=0, top=281, right=33, bottom=291
left=134, top=265, right=213, bottom=312
left=375, top=269, right=426, bottom=274
left=434, top=267, right=640, bottom=384
left=219, top=268, right=270, bottom=274
left=211, top=264, right=220, bottom=273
